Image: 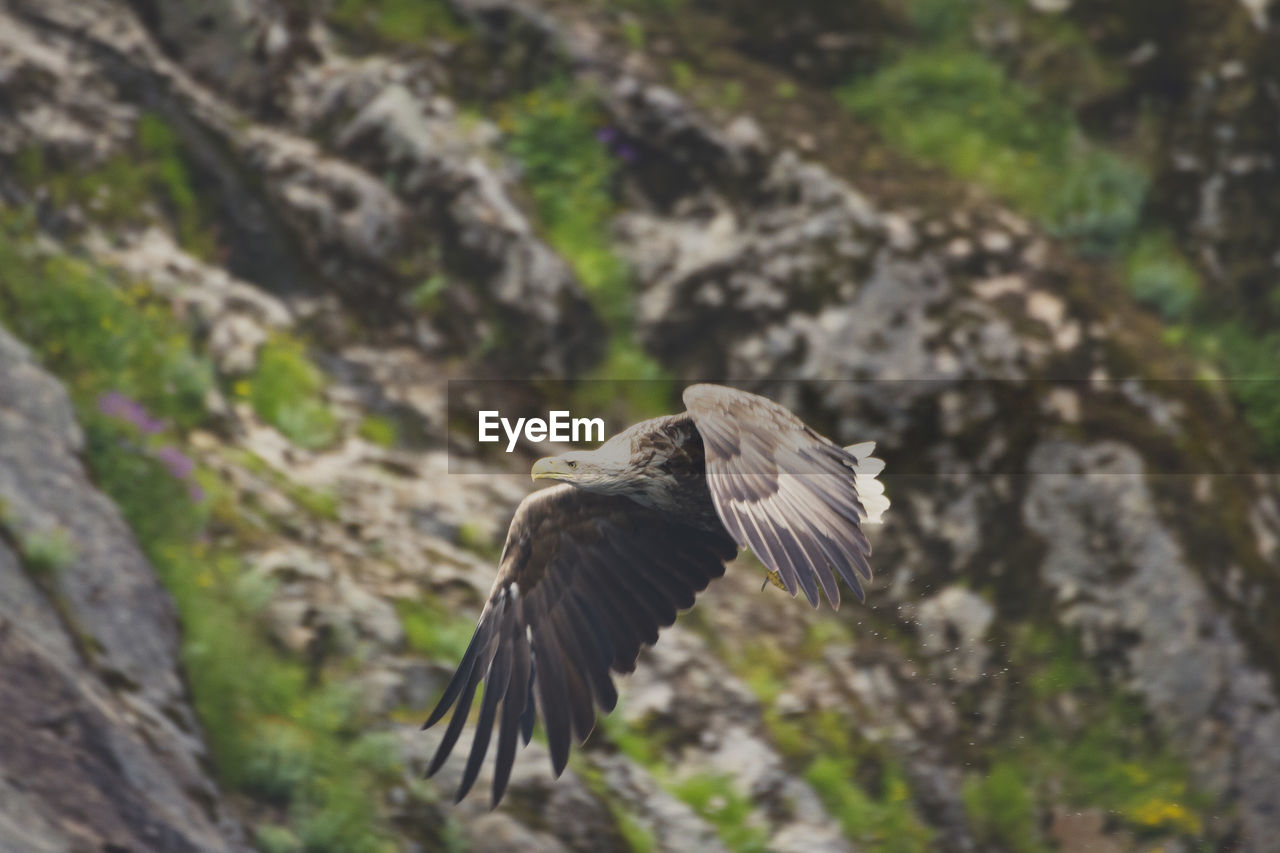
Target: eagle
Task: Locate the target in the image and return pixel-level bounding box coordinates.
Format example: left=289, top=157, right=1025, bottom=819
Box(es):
left=422, top=384, right=889, bottom=806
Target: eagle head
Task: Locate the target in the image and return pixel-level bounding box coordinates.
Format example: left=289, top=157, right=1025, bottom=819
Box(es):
left=530, top=438, right=637, bottom=495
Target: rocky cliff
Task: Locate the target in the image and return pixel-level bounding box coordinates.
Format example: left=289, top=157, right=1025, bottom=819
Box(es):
left=1, top=1, right=1278, bottom=851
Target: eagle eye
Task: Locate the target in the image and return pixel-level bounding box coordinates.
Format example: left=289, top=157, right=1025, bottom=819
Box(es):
left=567, top=460, right=578, bottom=469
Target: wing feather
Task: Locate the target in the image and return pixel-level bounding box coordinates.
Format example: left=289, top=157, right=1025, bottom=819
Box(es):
left=683, top=384, right=887, bottom=610
left=422, top=484, right=735, bottom=805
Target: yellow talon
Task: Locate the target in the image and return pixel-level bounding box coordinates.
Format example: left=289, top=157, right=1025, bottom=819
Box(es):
left=760, top=568, right=787, bottom=592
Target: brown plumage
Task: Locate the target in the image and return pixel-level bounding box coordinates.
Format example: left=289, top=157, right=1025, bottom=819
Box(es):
left=422, top=384, right=889, bottom=806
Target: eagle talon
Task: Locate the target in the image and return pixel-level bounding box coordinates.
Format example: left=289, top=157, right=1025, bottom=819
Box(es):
left=761, top=568, right=787, bottom=592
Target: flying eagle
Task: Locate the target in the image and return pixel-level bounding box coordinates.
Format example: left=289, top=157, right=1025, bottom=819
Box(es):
left=422, top=384, right=889, bottom=806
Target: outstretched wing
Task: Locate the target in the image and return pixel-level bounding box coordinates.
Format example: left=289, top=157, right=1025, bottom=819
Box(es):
left=421, top=484, right=737, bottom=807
left=683, top=384, right=888, bottom=609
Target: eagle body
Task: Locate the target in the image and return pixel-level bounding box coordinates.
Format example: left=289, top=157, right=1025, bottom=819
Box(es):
left=423, top=384, right=889, bottom=806
left=591, top=411, right=721, bottom=528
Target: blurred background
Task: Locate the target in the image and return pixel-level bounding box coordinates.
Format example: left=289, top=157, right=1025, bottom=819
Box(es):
left=1, top=0, right=1278, bottom=851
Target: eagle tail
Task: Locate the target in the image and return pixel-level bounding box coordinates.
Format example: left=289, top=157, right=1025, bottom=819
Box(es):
left=844, top=442, right=890, bottom=524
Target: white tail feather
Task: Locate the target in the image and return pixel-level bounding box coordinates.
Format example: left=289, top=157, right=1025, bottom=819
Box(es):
left=844, top=442, right=890, bottom=524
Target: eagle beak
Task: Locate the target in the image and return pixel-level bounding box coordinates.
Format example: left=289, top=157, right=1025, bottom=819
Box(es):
left=531, top=457, right=561, bottom=482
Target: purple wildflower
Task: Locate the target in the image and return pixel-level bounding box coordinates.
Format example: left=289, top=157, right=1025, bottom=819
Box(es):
left=154, top=445, right=195, bottom=481
left=97, top=391, right=166, bottom=434
left=596, top=126, right=638, bottom=163
left=187, top=483, right=207, bottom=504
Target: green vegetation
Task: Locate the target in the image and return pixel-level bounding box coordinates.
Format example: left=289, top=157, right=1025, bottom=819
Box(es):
left=1125, top=231, right=1201, bottom=320
left=395, top=597, right=475, bottom=661
left=504, top=87, right=629, bottom=328
left=0, top=498, right=78, bottom=576
left=615, top=808, right=657, bottom=853
left=599, top=712, right=777, bottom=852
left=598, top=712, right=666, bottom=770
left=695, top=614, right=933, bottom=852
left=358, top=414, right=399, bottom=448
left=0, top=224, right=213, bottom=430
left=17, top=114, right=217, bottom=259
left=502, top=84, right=676, bottom=420
left=960, top=625, right=1212, bottom=848
left=764, top=707, right=933, bottom=852
left=224, top=447, right=341, bottom=523
left=840, top=49, right=1146, bottom=256
left=17, top=525, right=79, bottom=575
left=962, top=761, right=1047, bottom=853
left=255, top=823, right=304, bottom=853
left=242, top=335, right=340, bottom=450
left=667, top=774, right=769, bottom=853
left=1192, top=325, right=1280, bottom=457
left=329, top=0, right=466, bottom=45
left=455, top=520, right=501, bottom=560
left=0, top=217, right=401, bottom=852
left=839, top=0, right=1279, bottom=467
left=408, top=273, right=448, bottom=314
left=807, top=754, right=934, bottom=853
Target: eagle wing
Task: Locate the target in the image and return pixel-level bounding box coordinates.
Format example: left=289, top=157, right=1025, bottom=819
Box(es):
left=683, top=383, right=887, bottom=609
left=421, top=484, right=737, bottom=807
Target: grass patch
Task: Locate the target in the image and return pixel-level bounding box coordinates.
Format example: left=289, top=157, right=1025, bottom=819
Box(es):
left=807, top=754, right=934, bottom=853
left=718, top=621, right=932, bottom=852
left=329, top=0, right=466, bottom=45
left=767, top=708, right=933, bottom=852
left=408, top=274, right=448, bottom=314
left=502, top=84, right=677, bottom=418
left=598, top=712, right=667, bottom=771
left=504, top=86, right=629, bottom=326
left=840, top=49, right=1146, bottom=256
left=18, top=114, right=217, bottom=259
left=455, top=520, right=501, bottom=560
left=615, top=808, right=656, bottom=853
left=969, top=624, right=1214, bottom=844
left=667, top=773, right=769, bottom=853
left=224, top=447, right=341, bottom=523
left=395, top=597, right=476, bottom=662
left=0, top=218, right=401, bottom=852
left=358, top=414, right=399, bottom=448
left=14, top=525, right=78, bottom=575
left=241, top=334, right=339, bottom=450
left=0, top=222, right=213, bottom=430
left=1190, top=325, right=1280, bottom=458
left=962, top=761, right=1047, bottom=853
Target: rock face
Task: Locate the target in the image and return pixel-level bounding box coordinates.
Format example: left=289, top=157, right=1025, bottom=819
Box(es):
left=0, top=329, right=246, bottom=852
left=2, top=0, right=1279, bottom=851
left=1025, top=441, right=1280, bottom=843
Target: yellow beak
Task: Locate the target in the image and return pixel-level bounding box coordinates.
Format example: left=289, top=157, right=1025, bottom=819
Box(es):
left=531, top=457, right=561, bottom=481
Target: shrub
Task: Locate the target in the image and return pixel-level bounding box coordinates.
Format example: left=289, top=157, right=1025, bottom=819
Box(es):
left=963, top=761, right=1047, bottom=853
left=840, top=49, right=1146, bottom=255
left=1125, top=232, right=1201, bottom=320
left=1199, top=326, right=1280, bottom=458
left=0, top=232, right=213, bottom=429
left=18, top=526, right=78, bottom=575
left=246, top=335, right=339, bottom=450
left=16, top=114, right=216, bottom=259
